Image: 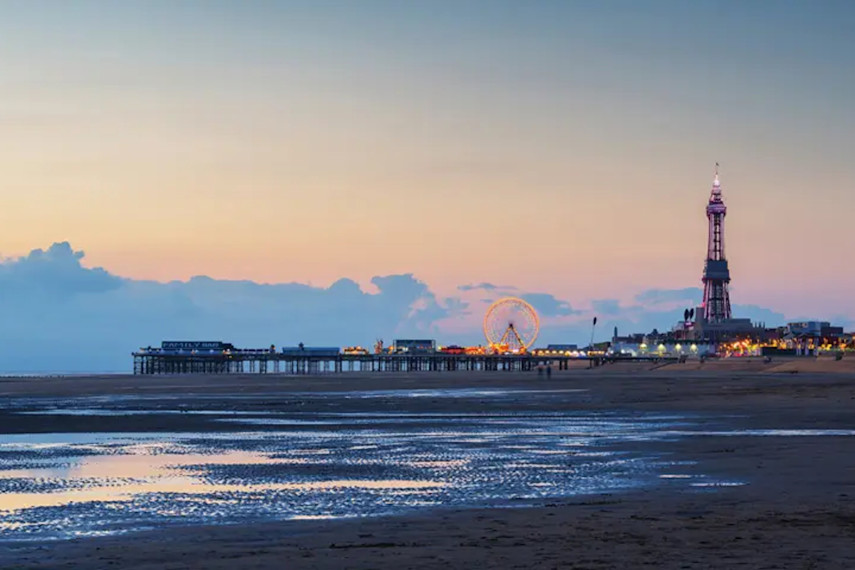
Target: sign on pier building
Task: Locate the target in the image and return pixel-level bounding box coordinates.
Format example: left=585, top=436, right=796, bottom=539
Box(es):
left=161, top=341, right=227, bottom=351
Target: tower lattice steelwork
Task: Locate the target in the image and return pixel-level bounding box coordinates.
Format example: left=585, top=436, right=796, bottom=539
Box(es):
left=701, top=164, right=731, bottom=322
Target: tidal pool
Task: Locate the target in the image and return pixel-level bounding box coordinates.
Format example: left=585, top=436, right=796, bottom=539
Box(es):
left=0, top=412, right=682, bottom=541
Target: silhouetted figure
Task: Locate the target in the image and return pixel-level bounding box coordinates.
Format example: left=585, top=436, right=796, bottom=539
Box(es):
left=546, top=364, right=552, bottom=378
left=537, top=364, right=544, bottom=376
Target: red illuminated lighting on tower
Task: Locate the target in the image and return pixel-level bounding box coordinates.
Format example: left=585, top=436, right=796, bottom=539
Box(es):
left=701, top=163, right=732, bottom=322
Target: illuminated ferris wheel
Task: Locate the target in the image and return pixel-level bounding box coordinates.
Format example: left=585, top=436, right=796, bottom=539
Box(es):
left=483, top=297, right=540, bottom=353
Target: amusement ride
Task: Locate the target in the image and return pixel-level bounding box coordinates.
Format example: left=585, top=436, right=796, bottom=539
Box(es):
left=483, top=297, right=540, bottom=354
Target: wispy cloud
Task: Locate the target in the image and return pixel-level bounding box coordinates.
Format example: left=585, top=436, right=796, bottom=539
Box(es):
left=457, top=282, right=508, bottom=292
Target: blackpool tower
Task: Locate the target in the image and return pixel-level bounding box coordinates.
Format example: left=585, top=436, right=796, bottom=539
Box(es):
left=701, top=164, right=732, bottom=322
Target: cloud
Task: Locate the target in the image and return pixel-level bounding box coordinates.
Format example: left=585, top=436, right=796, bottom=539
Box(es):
left=518, top=293, right=578, bottom=317
left=730, top=304, right=787, bottom=327
left=443, top=297, right=470, bottom=315
left=457, top=282, right=501, bottom=291
left=591, top=299, right=621, bottom=315
left=634, top=287, right=702, bottom=305
left=0, top=242, right=122, bottom=296
left=0, top=243, right=459, bottom=373
left=0, top=243, right=833, bottom=373
left=526, top=288, right=791, bottom=347
left=628, top=288, right=787, bottom=328
left=832, top=315, right=855, bottom=330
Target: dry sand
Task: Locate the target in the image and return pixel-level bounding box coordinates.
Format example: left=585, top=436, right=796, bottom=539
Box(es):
left=1, top=361, right=854, bottom=569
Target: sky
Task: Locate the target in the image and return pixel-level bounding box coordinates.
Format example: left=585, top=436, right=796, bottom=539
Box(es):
left=0, top=1, right=853, bottom=371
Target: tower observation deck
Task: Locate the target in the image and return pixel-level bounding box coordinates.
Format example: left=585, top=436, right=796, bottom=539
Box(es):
left=701, top=164, right=732, bottom=321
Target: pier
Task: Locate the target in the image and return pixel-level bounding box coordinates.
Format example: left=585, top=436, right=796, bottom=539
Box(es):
left=131, top=348, right=668, bottom=375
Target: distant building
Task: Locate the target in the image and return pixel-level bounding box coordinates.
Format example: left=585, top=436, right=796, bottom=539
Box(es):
left=546, top=343, right=578, bottom=351
left=692, top=316, right=760, bottom=342
left=532, top=344, right=579, bottom=356
left=781, top=322, right=847, bottom=355
left=787, top=321, right=831, bottom=336
left=610, top=334, right=715, bottom=357
left=393, top=339, right=436, bottom=354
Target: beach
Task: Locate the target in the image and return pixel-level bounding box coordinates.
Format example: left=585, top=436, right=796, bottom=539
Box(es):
left=1, top=359, right=854, bottom=568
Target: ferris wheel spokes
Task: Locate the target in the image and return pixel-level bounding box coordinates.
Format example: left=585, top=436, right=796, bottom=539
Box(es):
left=483, top=297, right=540, bottom=354
left=498, top=323, right=526, bottom=352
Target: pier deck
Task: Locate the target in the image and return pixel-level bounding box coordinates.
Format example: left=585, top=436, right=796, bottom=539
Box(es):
left=131, top=350, right=668, bottom=375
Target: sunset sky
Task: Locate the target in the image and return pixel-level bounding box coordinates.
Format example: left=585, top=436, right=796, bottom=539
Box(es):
left=1, top=0, right=853, bottom=321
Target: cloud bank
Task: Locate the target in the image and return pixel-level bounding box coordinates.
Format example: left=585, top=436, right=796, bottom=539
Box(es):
left=0, top=242, right=802, bottom=373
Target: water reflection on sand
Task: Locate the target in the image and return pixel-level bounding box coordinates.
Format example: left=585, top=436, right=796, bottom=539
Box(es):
left=4, top=398, right=843, bottom=542
left=0, top=411, right=678, bottom=541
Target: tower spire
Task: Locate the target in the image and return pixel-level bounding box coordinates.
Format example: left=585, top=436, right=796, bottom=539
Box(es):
left=701, top=163, right=731, bottom=323
left=712, top=162, right=721, bottom=195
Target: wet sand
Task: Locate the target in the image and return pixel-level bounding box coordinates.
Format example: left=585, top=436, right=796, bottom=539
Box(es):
left=1, top=360, right=855, bottom=568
